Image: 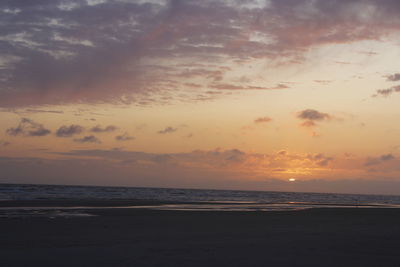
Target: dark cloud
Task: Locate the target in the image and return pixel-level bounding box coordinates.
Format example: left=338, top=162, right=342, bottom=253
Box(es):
left=56, top=125, right=84, bottom=137
left=308, top=153, right=334, bottom=166
left=24, top=109, right=64, bottom=114
left=158, top=126, right=178, bottom=134
left=297, top=109, right=331, bottom=121
left=1, top=0, right=400, bottom=107
left=115, top=133, right=135, bottom=141
left=73, top=135, right=101, bottom=144
left=373, top=85, right=400, bottom=97
left=381, top=154, right=395, bottom=161
left=297, top=109, right=331, bottom=128
left=90, top=125, right=118, bottom=133
left=364, top=154, right=395, bottom=166
left=254, top=117, right=272, bottom=124
left=6, top=118, right=51, bottom=137
left=386, top=73, right=400, bottom=82
left=224, top=149, right=246, bottom=163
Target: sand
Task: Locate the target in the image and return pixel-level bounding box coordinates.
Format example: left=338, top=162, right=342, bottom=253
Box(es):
left=1, top=201, right=400, bottom=266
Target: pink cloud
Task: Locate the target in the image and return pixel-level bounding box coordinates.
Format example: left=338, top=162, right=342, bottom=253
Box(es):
left=1, top=0, right=400, bottom=107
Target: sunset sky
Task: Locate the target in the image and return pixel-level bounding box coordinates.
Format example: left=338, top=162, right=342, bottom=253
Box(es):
left=1, top=0, right=400, bottom=194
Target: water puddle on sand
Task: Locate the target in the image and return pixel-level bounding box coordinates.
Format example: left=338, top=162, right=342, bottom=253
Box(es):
left=0, top=208, right=96, bottom=218
left=1, top=202, right=399, bottom=217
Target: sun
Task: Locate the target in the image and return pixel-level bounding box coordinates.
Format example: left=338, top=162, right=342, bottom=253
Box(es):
left=288, top=178, right=296, bottom=182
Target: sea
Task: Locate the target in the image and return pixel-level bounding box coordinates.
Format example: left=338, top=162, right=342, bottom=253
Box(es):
left=1, top=183, right=400, bottom=217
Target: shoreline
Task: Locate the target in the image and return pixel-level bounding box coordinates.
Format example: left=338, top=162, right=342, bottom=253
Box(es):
left=0, top=199, right=398, bottom=218
left=1, top=199, right=396, bottom=207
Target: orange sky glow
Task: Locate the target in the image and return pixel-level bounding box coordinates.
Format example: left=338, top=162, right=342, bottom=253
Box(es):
left=1, top=0, right=400, bottom=194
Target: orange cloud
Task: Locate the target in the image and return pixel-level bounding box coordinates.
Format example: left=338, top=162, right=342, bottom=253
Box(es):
left=254, top=117, right=273, bottom=124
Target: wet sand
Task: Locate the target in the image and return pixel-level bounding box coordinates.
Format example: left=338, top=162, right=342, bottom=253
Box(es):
left=1, top=202, right=400, bottom=266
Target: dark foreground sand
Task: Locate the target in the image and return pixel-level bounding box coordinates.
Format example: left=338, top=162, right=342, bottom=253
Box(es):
left=1, top=202, right=400, bottom=267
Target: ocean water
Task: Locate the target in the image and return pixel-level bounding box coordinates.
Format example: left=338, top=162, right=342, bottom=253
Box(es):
left=1, top=183, right=400, bottom=218
left=1, top=183, right=400, bottom=206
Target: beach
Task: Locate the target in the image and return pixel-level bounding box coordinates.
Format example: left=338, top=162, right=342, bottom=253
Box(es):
left=1, top=201, right=400, bottom=266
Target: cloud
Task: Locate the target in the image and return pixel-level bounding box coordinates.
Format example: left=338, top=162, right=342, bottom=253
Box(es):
left=359, top=51, right=378, bottom=56
left=297, top=109, right=332, bottom=128
left=54, top=148, right=337, bottom=172
left=364, top=154, right=395, bottom=166
left=308, top=153, right=334, bottom=166
left=209, top=84, right=244, bottom=90
left=254, top=117, right=273, bottom=124
left=115, top=133, right=135, bottom=141
left=314, top=80, right=332, bottom=85
left=0, top=141, right=10, bottom=147
left=300, top=120, right=317, bottom=128
left=209, top=83, right=289, bottom=90
left=23, top=109, right=64, bottom=114
left=5, top=153, right=400, bottom=194
left=6, top=118, right=51, bottom=137
left=372, top=85, right=400, bottom=97
left=4, top=148, right=400, bottom=194
left=1, top=0, right=400, bottom=107
left=381, top=154, right=395, bottom=161
left=158, top=126, right=178, bottom=134
left=73, top=135, right=101, bottom=144
left=386, top=73, right=400, bottom=82
left=90, top=125, right=118, bottom=133
left=297, top=109, right=331, bottom=121
left=184, top=83, right=202, bottom=88
left=56, top=125, right=84, bottom=137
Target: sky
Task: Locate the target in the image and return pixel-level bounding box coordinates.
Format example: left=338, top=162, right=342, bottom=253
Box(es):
left=1, top=0, right=400, bottom=194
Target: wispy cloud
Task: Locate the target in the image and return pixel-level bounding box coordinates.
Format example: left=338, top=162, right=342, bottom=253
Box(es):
left=364, top=154, right=395, bottom=166
left=158, top=126, right=178, bottom=134
left=314, top=80, right=332, bottom=85
left=0, top=141, right=10, bottom=147
left=56, top=125, right=84, bottom=137
left=24, top=109, right=64, bottom=114
left=90, top=125, right=118, bottom=133
left=372, top=85, right=400, bottom=97
left=73, top=135, right=101, bottom=144
left=254, top=117, right=273, bottom=124
left=308, top=153, right=334, bottom=166
left=115, top=133, right=135, bottom=141
left=209, top=83, right=289, bottom=90
left=1, top=0, right=399, bottom=107
left=6, top=118, right=51, bottom=137
left=386, top=73, right=400, bottom=82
